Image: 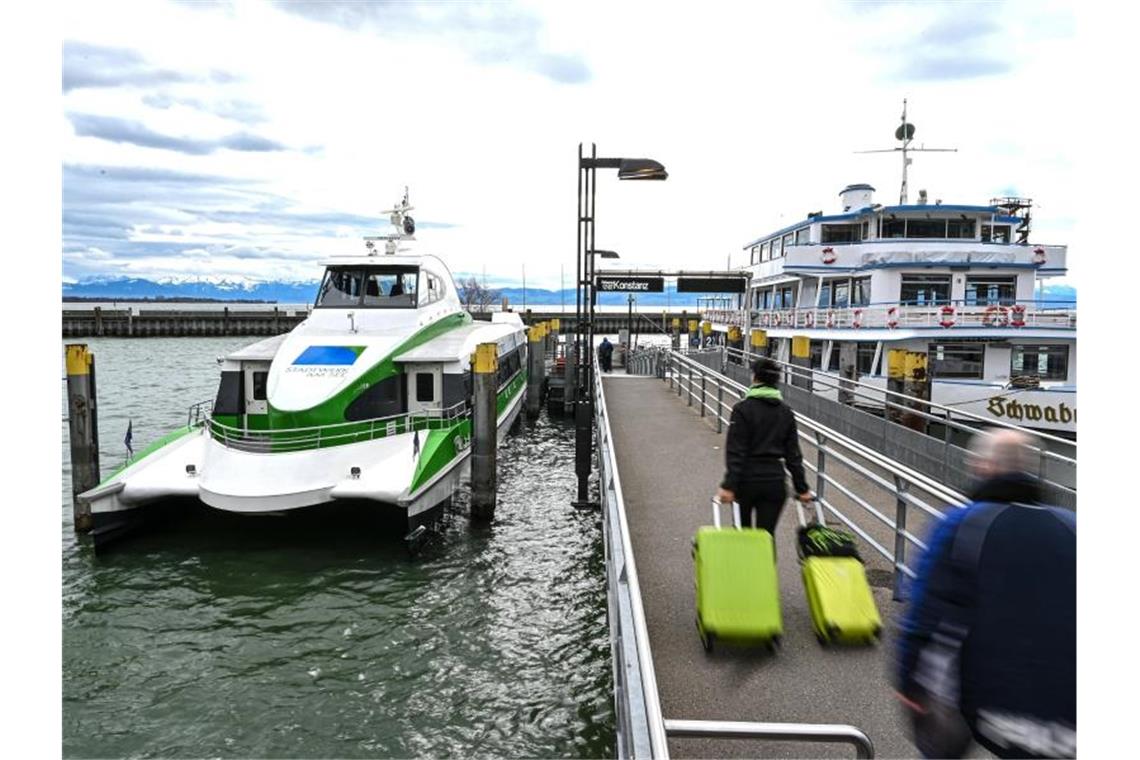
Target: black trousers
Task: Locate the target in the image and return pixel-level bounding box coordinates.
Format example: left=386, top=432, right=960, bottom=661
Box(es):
left=735, top=480, right=786, bottom=534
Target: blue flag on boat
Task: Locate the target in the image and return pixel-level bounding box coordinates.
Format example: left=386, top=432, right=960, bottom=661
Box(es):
left=125, top=420, right=133, bottom=458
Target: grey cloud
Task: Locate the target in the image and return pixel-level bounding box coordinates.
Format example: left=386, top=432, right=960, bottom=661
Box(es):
left=63, top=40, right=241, bottom=92
left=274, top=0, right=592, bottom=85
left=895, top=55, right=1012, bottom=82
left=143, top=92, right=268, bottom=124
left=218, top=132, right=288, bottom=152
left=62, top=161, right=459, bottom=282
left=68, top=112, right=288, bottom=155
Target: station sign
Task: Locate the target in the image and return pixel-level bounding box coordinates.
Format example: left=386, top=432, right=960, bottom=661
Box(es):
left=676, top=277, right=747, bottom=293
left=595, top=276, right=665, bottom=293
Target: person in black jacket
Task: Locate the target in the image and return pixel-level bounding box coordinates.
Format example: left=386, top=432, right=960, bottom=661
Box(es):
left=598, top=337, right=614, bottom=373
left=895, top=428, right=1076, bottom=758
left=717, top=357, right=813, bottom=532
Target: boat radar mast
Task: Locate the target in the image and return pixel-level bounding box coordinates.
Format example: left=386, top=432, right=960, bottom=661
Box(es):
left=364, top=187, right=416, bottom=256
left=855, top=99, right=957, bottom=204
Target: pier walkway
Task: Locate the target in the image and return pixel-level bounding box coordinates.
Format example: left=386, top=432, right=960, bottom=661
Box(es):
left=603, top=374, right=907, bottom=757
left=595, top=350, right=1001, bottom=758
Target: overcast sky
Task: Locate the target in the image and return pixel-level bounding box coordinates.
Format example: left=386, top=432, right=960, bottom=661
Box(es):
left=61, top=0, right=1076, bottom=289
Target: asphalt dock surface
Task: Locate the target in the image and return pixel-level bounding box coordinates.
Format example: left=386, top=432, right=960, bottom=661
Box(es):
left=602, top=374, right=989, bottom=759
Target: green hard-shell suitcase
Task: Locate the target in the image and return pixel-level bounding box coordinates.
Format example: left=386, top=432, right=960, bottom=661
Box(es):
left=694, top=499, right=782, bottom=653
left=796, top=499, right=882, bottom=645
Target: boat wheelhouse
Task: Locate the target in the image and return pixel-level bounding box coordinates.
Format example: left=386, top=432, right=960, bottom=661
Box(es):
left=80, top=193, right=530, bottom=547
left=701, top=180, right=1075, bottom=435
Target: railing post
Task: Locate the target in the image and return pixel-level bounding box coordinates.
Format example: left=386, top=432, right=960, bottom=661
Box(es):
left=716, top=380, right=724, bottom=434
left=687, top=365, right=694, bottom=406
left=892, top=474, right=909, bottom=602
left=814, top=430, right=827, bottom=507
left=700, top=374, right=706, bottom=417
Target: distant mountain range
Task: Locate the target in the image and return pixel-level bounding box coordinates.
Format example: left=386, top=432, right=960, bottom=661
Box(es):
left=61, top=277, right=1077, bottom=306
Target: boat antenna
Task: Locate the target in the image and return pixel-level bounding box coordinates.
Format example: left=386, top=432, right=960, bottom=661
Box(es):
left=854, top=99, right=957, bottom=204
left=364, top=186, right=416, bottom=255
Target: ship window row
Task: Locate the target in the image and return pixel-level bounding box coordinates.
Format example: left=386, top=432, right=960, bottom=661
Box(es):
left=818, top=277, right=870, bottom=308
left=1012, top=344, right=1068, bottom=381
left=497, top=347, right=523, bottom=389
left=930, top=343, right=985, bottom=379
left=755, top=284, right=798, bottom=310
left=316, top=266, right=420, bottom=309
left=749, top=218, right=1012, bottom=260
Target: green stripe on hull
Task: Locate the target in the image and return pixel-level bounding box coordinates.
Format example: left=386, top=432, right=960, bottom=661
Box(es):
left=98, top=425, right=197, bottom=486
left=408, top=370, right=527, bottom=493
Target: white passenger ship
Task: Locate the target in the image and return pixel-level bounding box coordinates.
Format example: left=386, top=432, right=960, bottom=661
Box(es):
left=701, top=129, right=1075, bottom=436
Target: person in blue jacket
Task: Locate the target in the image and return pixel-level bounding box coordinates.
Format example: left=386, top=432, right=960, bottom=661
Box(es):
left=895, top=428, right=1076, bottom=759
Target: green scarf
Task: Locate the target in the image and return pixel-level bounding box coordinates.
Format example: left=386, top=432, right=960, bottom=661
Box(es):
left=746, top=385, right=782, bottom=401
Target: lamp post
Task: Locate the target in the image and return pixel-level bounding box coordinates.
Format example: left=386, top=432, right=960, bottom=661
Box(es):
left=573, top=144, right=667, bottom=506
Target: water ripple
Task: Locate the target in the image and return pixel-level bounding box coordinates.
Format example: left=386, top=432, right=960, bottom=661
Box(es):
left=62, top=337, right=614, bottom=758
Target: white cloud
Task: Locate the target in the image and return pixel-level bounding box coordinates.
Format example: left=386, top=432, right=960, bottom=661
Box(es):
left=61, top=0, right=1078, bottom=291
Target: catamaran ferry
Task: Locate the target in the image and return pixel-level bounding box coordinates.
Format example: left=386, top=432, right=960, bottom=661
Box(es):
left=700, top=114, right=1075, bottom=436
left=80, top=192, right=529, bottom=547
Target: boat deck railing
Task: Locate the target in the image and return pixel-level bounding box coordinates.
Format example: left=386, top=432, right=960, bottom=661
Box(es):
left=190, top=400, right=469, bottom=453
left=702, top=301, right=1076, bottom=331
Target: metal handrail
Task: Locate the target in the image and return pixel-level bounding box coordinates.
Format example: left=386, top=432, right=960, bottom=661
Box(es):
left=594, top=352, right=669, bottom=757
left=205, top=401, right=470, bottom=452
left=719, top=345, right=1077, bottom=457
left=664, top=719, right=874, bottom=759
left=665, top=349, right=968, bottom=600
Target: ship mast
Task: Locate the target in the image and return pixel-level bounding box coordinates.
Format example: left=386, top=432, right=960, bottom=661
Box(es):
left=364, top=187, right=416, bottom=256
left=856, top=99, right=958, bottom=204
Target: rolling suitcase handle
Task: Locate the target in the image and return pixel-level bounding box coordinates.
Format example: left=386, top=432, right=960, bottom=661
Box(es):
left=709, top=497, right=742, bottom=529
left=794, top=494, right=826, bottom=528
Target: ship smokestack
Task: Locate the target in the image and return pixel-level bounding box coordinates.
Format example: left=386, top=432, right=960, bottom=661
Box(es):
left=839, top=183, right=875, bottom=212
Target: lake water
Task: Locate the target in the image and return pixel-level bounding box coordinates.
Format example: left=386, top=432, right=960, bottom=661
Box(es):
left=61, top=337, right=615, bottom=758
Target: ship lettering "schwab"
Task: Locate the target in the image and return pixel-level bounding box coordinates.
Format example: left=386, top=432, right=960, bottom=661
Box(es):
left=986, top=397, right=1075, bottom=425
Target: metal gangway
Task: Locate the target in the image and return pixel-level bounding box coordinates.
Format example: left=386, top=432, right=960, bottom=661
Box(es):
left=599, top=348, right=997, bottom=758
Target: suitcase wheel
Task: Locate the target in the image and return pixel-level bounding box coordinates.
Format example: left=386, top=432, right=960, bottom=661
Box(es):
left=697, top=618, right=714, bottom=653
left=816, top=631, right=828, bottom=647
left=766, top=635, right=781, bottom=654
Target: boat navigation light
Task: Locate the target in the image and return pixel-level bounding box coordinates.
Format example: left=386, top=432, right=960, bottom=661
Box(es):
left=350, top=467, right=361, bottom=479
left=185, top=464, right=197, bottom=476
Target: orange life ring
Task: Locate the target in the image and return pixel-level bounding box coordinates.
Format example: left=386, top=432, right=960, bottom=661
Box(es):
left=852, top=309, right=863, bottom=328
left=821, top=246, right=836, bottom=265
left=887, top=306, right=899, bottom=329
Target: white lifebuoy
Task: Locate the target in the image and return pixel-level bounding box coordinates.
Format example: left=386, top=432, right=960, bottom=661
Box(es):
left=939, top=305, right=956, bottom=328
left=821, top=246, right=837, bottom=265
left=887, top=306, right=899, bottom=329
left=983, top=305, right=1010, bottom=327
left=852, top=309, right=863, bottom=328
left=1033, top=247, right=1046, bottom=265
left=1010, top=304, right=1027, bottom=328
left=826, top=310, right=835, bottom=328
left=805, top=311, right=816, bottom=328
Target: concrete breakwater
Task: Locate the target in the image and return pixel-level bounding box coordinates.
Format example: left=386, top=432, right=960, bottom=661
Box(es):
left=62, top=305, right=700, bottom=338
left=62, top=306, right=309, bottom=338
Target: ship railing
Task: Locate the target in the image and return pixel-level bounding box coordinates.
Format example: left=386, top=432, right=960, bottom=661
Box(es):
left=187, top=399, right=214, bottom=428
left=690, top=345, right=1076, bottom=503
left=701, top=302, right=1076, bottom=331
left=202, top=401, right=470, bottom=453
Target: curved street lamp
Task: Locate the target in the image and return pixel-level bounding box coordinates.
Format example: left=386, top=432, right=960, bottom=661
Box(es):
left=574, top=144, right=667, bottom=506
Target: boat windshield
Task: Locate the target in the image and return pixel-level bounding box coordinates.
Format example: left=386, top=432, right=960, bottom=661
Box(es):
left=315, top=266, right=419, bottom=309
